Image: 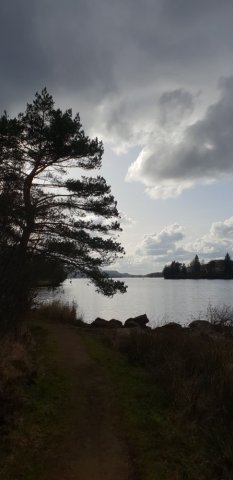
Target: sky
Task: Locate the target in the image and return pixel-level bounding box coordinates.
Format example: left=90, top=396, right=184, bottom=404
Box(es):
left=2, top=0, right=233, bottom=273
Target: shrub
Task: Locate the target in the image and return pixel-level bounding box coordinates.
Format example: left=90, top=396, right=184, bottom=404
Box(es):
left=206, top=304, right=233, bottom=328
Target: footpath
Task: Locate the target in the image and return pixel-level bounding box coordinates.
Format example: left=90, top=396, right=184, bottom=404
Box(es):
left=46, top=323, right=134, bottom=480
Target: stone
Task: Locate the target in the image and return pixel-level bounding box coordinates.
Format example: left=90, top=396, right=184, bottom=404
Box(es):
left=124, top=319, right=139, bottom=328
left=90, top=317, right=108, bottom=328
left=124, top=314, right=149, bottom=328
left=108, top=319, right=123, bottom=328
left=189, top=320, right=212, bottom=330
left=159, top=322, right=183, bottom=330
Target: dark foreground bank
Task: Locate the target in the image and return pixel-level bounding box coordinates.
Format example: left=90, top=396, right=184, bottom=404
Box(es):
left=1, top=303, right=233, bottom=479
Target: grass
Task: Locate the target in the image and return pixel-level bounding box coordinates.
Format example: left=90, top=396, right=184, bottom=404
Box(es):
left=34, top=300, right=77, bottom=324
left=0, top=324, right=69, bottom=480
left=83, top=330, right=233, bottom=480
left=118, top=328, right=233, bottom=422
left=1, top=301, right=233, bottom=479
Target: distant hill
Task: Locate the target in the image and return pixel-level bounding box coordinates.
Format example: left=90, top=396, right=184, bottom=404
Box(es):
left=104, top=270, right=141, bottom=278
left=68, top=269, right=163, bottom=279
left=144, top=272, right=163, bottom=278
left=101, top=270, right=162, bottom=278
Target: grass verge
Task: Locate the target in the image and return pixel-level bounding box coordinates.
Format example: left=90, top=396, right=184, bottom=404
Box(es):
left=83, top=332, right=233, bottom=480
left=0, top=324, right=69, bottom=480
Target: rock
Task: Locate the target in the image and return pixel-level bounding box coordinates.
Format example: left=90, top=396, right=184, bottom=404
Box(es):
left=74, top=319, right=87, bottom=328
left=90, top=317, right=108, bottom=328
left=189, top=320, right=212, bottom=330
left=159, top=322, right=183, bottom=330
left=124, top=314, right=149, bottom=328
left=124, top=319, right=139, bottom=328
left=108, top=319, right=123, bottom=328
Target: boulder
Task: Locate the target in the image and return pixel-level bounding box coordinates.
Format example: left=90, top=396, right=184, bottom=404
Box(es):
left=124, top=319, right=140, bottom=328
left=108, top=319, right=123, bottom=328
left=90, top=317, right=108, bottom=328
left=159, top=322, right=183, bottom=330
left=124, top=314, right=149, bottom=328
left=189, top=320, right=212, bottom=330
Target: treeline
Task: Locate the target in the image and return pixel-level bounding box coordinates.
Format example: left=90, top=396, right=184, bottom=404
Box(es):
left=163, top=253, right=233, bottom=279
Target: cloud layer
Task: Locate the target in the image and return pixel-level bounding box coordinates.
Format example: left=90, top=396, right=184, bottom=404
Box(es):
left=136, top=224, right=185, bottom=257
left=127, top=78, right=233, bottom=198
left=1, top=1, right=233, bottom=198
left=127, top=216, right=233, bottom=272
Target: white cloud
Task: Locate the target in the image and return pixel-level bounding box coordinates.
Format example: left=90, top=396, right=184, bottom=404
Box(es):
left=115, top=216, right=233, bottom=273
left=119, top=211, right=136, bottom=228
left=210, top=216, right=233, bottom=239
left=145, top=181, right=194, bottom=200
left=187, top=216, right=233, bottom=259
left=126, top=77, right=233, bottom=198
left=136, top=224, right=185, bottom=257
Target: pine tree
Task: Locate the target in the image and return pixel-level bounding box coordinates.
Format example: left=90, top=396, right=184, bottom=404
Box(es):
left=190, top=255, right=201, bottom=278
left=224, top=252, right=232, bottom=277
left=0, top=89, right=126, bottom=327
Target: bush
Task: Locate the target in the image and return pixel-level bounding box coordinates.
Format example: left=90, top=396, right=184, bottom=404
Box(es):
left=206, top=304, right=233, bottom=328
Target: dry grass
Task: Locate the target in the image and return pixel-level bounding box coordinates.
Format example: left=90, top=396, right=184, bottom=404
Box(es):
left=34, top=300, right=79, bottom=324
left=206, top=304, right=233, bottom=327
left=117, top=324, right=233, bottom=422
left=0, top=328, right=36, bottom=433
left=110, top=318, right=233, bottom=477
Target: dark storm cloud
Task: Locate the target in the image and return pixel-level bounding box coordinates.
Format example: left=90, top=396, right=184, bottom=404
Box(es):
left=2, top=0, right=233, bottom=196
left=158, top=89, right=194, bottom=125
left=0, top=0, right=117, bottom=109
left=0, top=1, right=49, bottom=108
left=1, top=0, right=233, bottom=109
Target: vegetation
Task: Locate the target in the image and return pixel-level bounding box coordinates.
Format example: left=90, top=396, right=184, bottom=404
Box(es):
left=1, top=302, right=233, bottom=479
left=87, top=310, right=233, bottom=479
left=0, top=323, right=69, bottom=480
left=29, top=257, right=67, bottom=287
left=163, top=252, right=233, bottom=279
left=0, top=88, right=126, bottom=328
left=34, top=300, right=78, bottom=324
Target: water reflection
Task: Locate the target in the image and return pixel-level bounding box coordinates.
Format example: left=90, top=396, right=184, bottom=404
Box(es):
left=36, top=278, right=233, bottom=327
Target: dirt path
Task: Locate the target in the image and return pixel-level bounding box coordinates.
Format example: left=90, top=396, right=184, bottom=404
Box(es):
left=46, top=323, right=133, bottom=480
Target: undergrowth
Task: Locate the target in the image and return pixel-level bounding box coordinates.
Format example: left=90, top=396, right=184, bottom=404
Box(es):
left=84, top=330, right=233, bottom=480
left=0, top=324, right=69, bottom=480
left=34, top=300, right=78, bottom=323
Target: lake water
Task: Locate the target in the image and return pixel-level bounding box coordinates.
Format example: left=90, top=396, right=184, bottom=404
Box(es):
left=36, top=277, right=233, bottom=327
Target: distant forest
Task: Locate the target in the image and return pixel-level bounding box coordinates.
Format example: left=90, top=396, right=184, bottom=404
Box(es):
left=163, top=253, right=233, bottom=279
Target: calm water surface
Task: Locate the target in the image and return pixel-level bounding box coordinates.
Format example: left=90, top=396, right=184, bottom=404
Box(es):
left=36, top=278, right=233, bottom=327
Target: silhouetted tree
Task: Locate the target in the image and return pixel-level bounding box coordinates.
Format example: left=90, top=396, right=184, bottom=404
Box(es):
left=163, top=261, right=183, bottom=279
left=224, top=253, right=232, bottom=278
left=0, top=89, right=126, bottom=327
left=163, top=254, right=233, bottom=280
left=190, top=255, right=201, bottom=278
left=180, top=263, right=187, bottom=278
left=29, top=256, right=67, bottom=286
left=205, top=260, right=216, bottom=278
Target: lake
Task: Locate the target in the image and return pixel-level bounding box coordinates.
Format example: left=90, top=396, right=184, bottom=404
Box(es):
left=36, top=277, right=233, bottom=327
